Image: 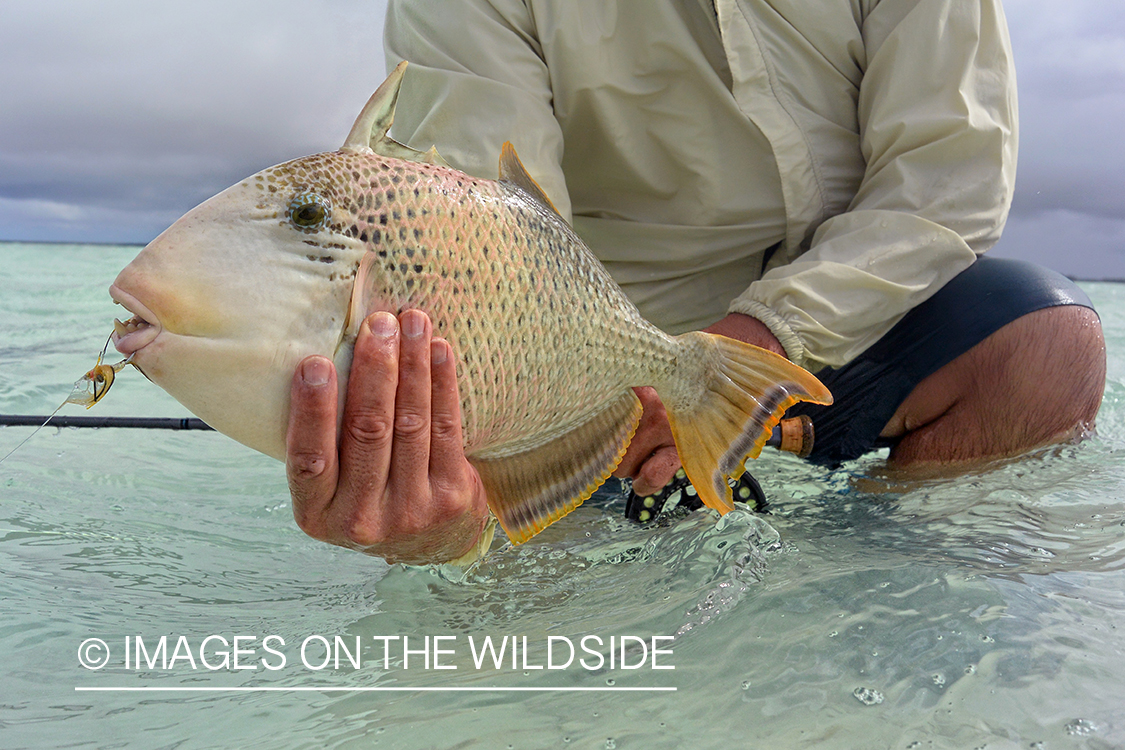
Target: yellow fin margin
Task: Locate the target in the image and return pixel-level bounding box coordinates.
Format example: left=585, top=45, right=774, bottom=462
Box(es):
left=498, top=141, right=562, bottom=217
left=472, top=390, right=642, bottom=544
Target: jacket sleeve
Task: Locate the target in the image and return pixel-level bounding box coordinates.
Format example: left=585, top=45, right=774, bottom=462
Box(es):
left=729, top=0, right=1018, bottom=371
left=383, top=0, right=574, bottom=220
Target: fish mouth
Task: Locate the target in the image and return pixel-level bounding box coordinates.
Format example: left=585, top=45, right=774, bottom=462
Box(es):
left=109, top=285, right=161, bottom=356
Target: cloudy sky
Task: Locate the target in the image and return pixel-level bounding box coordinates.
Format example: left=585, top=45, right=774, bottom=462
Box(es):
left=1, top=0, right=1122, bottom=278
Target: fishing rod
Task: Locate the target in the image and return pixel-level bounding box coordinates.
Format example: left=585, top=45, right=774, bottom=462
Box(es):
left=0, top=415, right=811, bottom=448
left=0, top=415, right=213, bottom=430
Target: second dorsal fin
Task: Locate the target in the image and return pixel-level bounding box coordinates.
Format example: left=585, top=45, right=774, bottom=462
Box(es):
left=498, top=142, right=562, bottom=217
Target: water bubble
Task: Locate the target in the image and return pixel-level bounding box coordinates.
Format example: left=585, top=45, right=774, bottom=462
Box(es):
left=829, top=631, right=838, bottom=638
left=980, top=635, right=994, bottom=643
left=852, top=687, right=885, bottom=706
left=606, top=679, right=615, bottom=686
left=964, top=665, right=976, bottom=675
left=605, top=739, right=616, bottom=750
left=931, top=674, right=946, bottom=688
left=740, top=680, right=751, bottom=690
left=563, top=738, right=570, bottom=744
left=1065, top=718, right=1097, bottom=736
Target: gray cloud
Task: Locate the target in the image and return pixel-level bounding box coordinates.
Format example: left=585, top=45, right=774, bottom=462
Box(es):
left=0, top=1, right=386, bottom=242
left=989, top=0, right=1125, bottom=276
left=1, top=0, right=1123, bottom=276
left=1007, top=0, right=1125, bottom=220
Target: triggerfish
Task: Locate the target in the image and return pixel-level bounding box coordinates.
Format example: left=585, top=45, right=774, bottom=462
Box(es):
left=109, top=63, right=831, bottom=544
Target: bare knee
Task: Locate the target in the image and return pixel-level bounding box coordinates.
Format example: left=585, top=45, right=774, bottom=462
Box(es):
left=885, top=304, right=1106, bottom=466
left=994, top=305, right=1105, bottom=441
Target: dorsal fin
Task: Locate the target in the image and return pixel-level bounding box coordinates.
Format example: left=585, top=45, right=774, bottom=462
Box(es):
left=498, top=141, right=562, bottom=217
left=341, top=61, right=449, bottom=166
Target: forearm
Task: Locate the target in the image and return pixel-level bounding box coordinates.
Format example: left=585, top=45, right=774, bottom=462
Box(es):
left=731, top=0, right=1017, bottom=371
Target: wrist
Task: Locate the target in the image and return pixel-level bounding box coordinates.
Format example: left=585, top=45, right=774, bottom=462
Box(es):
left=703, top=313, right=787, bottom=358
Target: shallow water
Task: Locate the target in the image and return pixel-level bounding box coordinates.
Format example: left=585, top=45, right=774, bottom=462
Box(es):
left=1, top=242, right=1123, bottom=749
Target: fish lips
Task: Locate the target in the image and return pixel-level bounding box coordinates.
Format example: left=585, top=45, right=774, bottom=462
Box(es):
left=109, top=285, right=162, bottom=357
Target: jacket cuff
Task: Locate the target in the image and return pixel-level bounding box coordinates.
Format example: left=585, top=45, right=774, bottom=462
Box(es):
left=728, top=299, right=810, bottom=370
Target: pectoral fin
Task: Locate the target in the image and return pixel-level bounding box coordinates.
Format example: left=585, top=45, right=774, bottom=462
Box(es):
left=472, top=390, right=643, bottom=544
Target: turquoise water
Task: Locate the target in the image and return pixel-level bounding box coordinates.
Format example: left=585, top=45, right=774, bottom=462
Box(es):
left=1, top=242, right=1123, bottom=749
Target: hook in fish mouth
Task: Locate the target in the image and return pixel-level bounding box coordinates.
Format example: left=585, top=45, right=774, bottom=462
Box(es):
left=109, top=284, right=161, bottom=356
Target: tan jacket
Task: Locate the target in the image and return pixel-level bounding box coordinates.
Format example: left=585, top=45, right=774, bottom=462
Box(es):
left=384, top=0, right=1017, bottom=371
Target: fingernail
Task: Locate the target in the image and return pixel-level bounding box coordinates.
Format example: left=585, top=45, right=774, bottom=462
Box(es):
left=301, top=357, right=330, bottom=386
left=431, top=339, right=448, bottom=365
left=369, top=311, right=397, bottom=338
left=402, top=310, right=425, bottom=339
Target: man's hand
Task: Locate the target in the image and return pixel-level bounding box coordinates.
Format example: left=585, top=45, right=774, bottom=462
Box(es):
left=611, top=313, right=786, bottom=496
left=285, top=310, right=490, bottom=565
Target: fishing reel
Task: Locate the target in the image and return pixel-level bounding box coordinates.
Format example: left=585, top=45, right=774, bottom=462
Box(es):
left=624, top=415, right=814, bottom=522
left=624, top=468, right=767, bottom=522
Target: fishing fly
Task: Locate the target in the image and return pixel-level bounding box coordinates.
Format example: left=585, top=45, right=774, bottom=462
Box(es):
left=0, top=334, right=133, bottom=464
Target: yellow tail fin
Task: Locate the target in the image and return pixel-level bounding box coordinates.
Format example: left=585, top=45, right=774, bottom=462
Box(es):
left=661, top=333, right=832, bottom=514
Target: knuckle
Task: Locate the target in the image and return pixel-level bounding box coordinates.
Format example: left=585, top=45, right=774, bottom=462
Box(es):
left=394, top=410, right=429, bottom=440
left=432, top=493, right=473, bottom=526
left=341, top=513, right=389, bottom=549
left=429, top=410, right=461, bottom=441
left=287, top=451, right=329, bottom=481
left=388, top=508, right=441, bottom=540
left=345, top=409, right=395, bottom=448
left=291, top=505, right=327, bottom=540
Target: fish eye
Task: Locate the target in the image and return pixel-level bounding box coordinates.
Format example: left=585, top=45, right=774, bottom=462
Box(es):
left=288, top=193, right=332, bottom=230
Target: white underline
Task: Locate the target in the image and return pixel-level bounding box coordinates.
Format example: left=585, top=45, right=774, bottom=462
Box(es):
left=75, top=686, right=676, bottom=693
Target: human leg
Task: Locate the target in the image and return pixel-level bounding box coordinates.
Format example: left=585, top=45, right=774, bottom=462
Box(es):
left=788, top=257, right=1104, bottom=467
left=880, top=304, right=1105, bottom=466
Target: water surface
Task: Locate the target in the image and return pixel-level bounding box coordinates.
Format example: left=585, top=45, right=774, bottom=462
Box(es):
left=1, top=243, right=1123, bottom=749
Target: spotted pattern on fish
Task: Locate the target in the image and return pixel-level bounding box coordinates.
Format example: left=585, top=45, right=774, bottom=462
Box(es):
left=245, top=151, right=677, bottom=455
left=114, top=63, right=832, bottom=544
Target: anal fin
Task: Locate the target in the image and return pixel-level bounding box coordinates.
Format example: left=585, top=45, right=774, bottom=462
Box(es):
left=471, top=391, right=643, bottom=544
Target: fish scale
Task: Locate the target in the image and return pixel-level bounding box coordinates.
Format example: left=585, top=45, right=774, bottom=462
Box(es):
left=108, top=62, right=832, bottom=546
left=266, top=152, right=669, bottom=455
